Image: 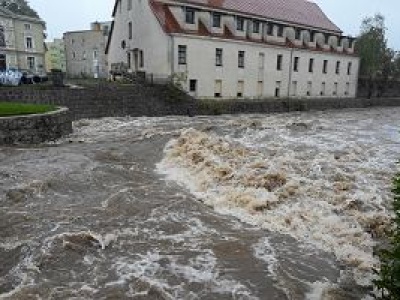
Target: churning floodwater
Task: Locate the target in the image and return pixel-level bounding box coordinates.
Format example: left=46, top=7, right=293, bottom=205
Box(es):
left=1, top=107, right=399, bottom=300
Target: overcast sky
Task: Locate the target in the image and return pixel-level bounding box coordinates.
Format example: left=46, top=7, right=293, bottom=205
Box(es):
left=29, top=0, right=399, bottom=49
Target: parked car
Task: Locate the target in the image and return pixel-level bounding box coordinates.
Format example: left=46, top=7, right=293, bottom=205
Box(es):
left=21, top=70, right=48, bottom=84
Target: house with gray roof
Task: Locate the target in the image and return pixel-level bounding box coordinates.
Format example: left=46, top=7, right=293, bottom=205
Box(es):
left=107, top=0, right=359, bottom=99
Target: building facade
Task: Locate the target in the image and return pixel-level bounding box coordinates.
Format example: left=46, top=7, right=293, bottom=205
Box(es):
left=0, top=6, right=46, bottom=73
left=64, top=22, right=111, bottom=78
left=45, top=38, right=66, bottom=72
left=107, top=0, right=359, bottom=99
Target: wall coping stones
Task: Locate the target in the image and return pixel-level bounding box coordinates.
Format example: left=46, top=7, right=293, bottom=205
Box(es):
left=0, top=107, right=73, bottom=145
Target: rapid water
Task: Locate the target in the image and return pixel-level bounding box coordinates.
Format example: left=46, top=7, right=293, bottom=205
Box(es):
left=1, top=107, right=399, bottom=299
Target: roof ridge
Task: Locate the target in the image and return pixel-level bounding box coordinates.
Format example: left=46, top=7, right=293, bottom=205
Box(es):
left=163, top=0, right=342, bottom=33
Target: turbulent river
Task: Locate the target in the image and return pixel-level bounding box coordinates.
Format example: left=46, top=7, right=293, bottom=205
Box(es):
left=1, top=107, right=399, bottom=300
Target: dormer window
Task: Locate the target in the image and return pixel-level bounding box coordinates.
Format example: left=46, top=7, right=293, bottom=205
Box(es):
left=277, top=25, right=284, bottom=37
left=267, top=23, right=274, bottom=35
left=212, top=13, right=221, bottom=28
left=185, top=8, right=195, bottom=24
left=253, top=21, right=260, bottom=34
left=295, top=28, right=301, bottom=40
left=236, top=17, right=245, bottom=31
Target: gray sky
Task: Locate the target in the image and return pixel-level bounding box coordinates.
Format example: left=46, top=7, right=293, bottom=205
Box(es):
left=29, top=0, right=399, bottom=49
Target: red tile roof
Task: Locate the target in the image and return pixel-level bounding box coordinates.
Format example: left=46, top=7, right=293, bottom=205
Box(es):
left=167, top=0, right=341, bottom=33
left=149, top=0, right=355, bottom=56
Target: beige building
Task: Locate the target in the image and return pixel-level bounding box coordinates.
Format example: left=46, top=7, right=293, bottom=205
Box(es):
left=107, top=0, right=359, bottom=99
left=0, top=6, right=46, bottom=73
left=45, top=38, right=66, bottom=72
left=64, top=22, right=111, bottom=78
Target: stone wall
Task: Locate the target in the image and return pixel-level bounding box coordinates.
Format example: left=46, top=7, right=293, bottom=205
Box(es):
left=0, top=84, right=399, bottom=121
left=0, top=107, right=72, bottom=145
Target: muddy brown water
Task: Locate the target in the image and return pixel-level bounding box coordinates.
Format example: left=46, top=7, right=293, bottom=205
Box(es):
left=1, top=108, right=399, bottom=300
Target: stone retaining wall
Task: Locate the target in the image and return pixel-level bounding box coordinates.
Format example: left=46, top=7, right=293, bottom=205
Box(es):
left=0, top=84, right=399, bottom=121
left=0, top=107, right=72, bottom=145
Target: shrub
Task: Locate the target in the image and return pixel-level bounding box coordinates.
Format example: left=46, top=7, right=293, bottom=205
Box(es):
left=374, top=173, right=400, bottom=299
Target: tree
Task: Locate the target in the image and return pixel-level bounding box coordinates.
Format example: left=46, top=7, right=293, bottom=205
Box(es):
left=0, top=0, right=39, bottom=18
left=356, top=14, right=390, bottom=98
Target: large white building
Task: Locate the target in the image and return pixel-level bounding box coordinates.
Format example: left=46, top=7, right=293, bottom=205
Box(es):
left=107, top=0, right=359, bottom=99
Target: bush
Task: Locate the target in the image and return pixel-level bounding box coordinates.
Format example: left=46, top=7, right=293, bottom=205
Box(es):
left=374, top=173, right=400, bottom=299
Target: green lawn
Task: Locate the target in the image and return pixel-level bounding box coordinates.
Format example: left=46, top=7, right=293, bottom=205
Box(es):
left=0, top=102, right=56, bottom=117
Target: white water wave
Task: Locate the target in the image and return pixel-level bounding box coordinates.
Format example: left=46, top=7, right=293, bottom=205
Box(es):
left=157, top=109, right=400, bottom=287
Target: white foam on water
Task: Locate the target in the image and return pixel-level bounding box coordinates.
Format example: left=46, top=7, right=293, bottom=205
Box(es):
left=252, top=237, right=278, bottom=277
left=305, top=281, right=338, bottom=300
left=112, top=250, right=258, bottom=299
left=41, top=231, right=117, bottom=254
left=157, top=108, right=400, bottom=289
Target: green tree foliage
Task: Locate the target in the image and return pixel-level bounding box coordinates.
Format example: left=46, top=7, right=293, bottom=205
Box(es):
left=355, top=14, right=394, bottom=98
left=0, top=0, right=39, bottom=18
left=374, top=173, right=400, bottom=299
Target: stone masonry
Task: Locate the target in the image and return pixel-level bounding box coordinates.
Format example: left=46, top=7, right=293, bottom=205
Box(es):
left=0, top=107, right=72, bottom=144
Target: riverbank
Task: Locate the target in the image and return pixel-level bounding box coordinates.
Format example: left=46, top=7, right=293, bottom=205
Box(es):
left=0, top=84, right=399, bottom=120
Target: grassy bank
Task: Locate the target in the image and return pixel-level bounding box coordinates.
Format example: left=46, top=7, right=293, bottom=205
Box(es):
left=0, top=102, right=56, bottom=117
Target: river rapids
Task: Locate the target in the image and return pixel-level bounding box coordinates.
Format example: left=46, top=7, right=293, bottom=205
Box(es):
left=1, top=107, right=399, bottom=299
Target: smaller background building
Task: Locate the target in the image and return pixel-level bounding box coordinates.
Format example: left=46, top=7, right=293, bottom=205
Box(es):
left=45, top=38, right=66, bottom=72
left=0, top=6, right=46, bottom=74
left=64, top=21, right=111, bottom=78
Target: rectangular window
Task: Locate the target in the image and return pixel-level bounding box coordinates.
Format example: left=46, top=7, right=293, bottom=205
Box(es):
left=24, top=23, right=31, bottom=30
left=25, top=37, right=33, bottom=49
left=333, top=82, right=338, bottom=95
left=277, top=25, right=284, bottom=37
left=307, top=81, right=312, bottom=96
left=295, top=28, right=301, bottom=40
left=215, top=80, right=222, bottom=98
left=267, top=23, right=274, bottom=35
left=128, top=0, right=132, bottom=10
left=127, top=52, right=131, bottom=69
left=275, top=81, right=281, bottom=98
left=321, top=82, right=326, bottom=96
left=128, top=22, right=133, bottom=39
left=27, top=56, right=35, bottom=69
left=185, top=8, right=195, bottom=24
left=238, top=51, right=245, bottom=68
left=257, top=81, right=263, bottom=97
left=309, top=58, right=314, bottom=73
left=259, top=53, right=265, bottom=70
left=189, top=79, right=197, bottom=92
left=140, top=50, right=144, bottom=68
left=237, top=80, right=244, bottom=97
left=323, top=60, right=328, bottom=74
left=216, top=48, right=223, bottom=67
left=93, top=50, right=98, bottom=59
left=347, top=62, right=352, bottom=75
left=345, top=82, right=350, bottom=95
left=336, top=61, right=340, bottom=74
left=253, top=20, right=260, bottom=34
left=236, top=17, right=245, bottom=31
left=293, top=56, right=299, bottom=72
left=276, top=54, right=283, bottom=71
left=212, top=13, right=221, bottom=28
left=178, top=45, right=187, bottom=65
left=291, top=81, right=298, bottom=96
